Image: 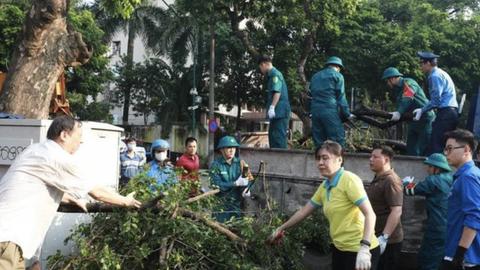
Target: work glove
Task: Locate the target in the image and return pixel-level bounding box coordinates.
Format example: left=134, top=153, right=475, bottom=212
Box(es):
left=355, top=245, right=372, bottom=270
left=402, top=176, right=415, bottom=186
left=268, top=105, right=276, bottom=119
left=242, top=187, right=251, bottom=198
left=267, top=228, right=285, bottom=245
left=390, top=111, right=401, bottom=121
left=413, top=108, right=422, bottom=121
left=440, top=246, right=466, bottom=270
left=349, top=114, right=356, bottom=120
left=234, top=176, right=249, bottom=187
left=377, top=234, right=389, bottom=255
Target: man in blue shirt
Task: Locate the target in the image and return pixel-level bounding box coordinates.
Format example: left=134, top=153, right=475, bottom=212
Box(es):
left=441, top=129, right=480, bottom=270
left=258, top=55, right=291, bottom=149
left=120, top=138, right=145, bottom=186
left=414, top=51, right=459, bottom=154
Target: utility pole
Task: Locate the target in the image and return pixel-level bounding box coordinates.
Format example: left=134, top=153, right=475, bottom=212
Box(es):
left=208, top=21, right=215, bottom=164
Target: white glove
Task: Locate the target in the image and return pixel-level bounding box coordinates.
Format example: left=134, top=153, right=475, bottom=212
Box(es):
left=390, top=111, right=401, bottom=121
left=349, top=114, right=356, bottom=120
left=402, top=176, right=414, bottom=185
left=268, top=105, right=276, bottom=119
left=413, top=108, right=422, bottom=121
left=234, top=176, right=249, bottom=187
left=377, top=234, right=389, bottom=255
left=355, top=245, right=372, bottom=270
left=242, top=188, right=251, bottom=198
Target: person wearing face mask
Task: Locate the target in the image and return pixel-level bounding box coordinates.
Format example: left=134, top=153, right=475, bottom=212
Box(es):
left=120, top=138, right=145, bottom=186
left=146, top=139, right=177, bottom=186
left=209, top=136, right=252, bottom=222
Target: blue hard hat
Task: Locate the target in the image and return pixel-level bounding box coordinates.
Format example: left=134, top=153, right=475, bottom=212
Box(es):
left=417, top=51, right=440, bottom=60
left=216, top=136, right=240, bottom=150
left=151, top=139, right=170, bottom=155
left=424, top=153, right=451, bottom=172
left=382, top=67, right=403, bottom=80
left=325, top=56, right=344, bottom=68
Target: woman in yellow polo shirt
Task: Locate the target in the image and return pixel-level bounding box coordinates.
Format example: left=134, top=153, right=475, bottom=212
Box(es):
left=268, top=140, right=380, bottom=270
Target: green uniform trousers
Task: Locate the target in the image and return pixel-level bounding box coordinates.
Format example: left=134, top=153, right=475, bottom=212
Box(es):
left=268, top=117, right=289, bottom=149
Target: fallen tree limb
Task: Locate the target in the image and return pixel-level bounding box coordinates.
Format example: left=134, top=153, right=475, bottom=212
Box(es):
left=176, top=207, right=243, bottom=243
left=186, top=189, right=220, bottom=204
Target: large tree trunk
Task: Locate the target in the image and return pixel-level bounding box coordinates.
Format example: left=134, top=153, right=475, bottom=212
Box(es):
left=122, top=22, right=135, bottom=125
left=0, top=0, right=91, bottom=119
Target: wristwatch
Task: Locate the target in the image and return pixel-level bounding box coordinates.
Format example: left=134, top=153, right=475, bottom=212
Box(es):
left=360, top=239, right=371, bottom=247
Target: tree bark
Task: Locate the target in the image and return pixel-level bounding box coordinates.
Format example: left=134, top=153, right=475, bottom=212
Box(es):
left=0, top=0, right=91, bottom=119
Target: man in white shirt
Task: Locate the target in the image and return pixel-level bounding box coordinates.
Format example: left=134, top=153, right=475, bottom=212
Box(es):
left=0, top=115, right=142, bottom=270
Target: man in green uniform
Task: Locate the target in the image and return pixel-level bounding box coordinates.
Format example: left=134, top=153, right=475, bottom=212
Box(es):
left=382, top=67, right=435, bottom=156
left=309, top=56, right=353, bottom=148
left=209, top=136, right=251, bottom=222
left=258, top=55, right=291, bottom=149
left=403, top=153, right=453, bottom=270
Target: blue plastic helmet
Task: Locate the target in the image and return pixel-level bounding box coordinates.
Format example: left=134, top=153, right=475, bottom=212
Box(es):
left=216, top=136, right=240, bottom=150
left=325, top=56, right=344, bottom=68
left=151, top=139, right=170, bottom=156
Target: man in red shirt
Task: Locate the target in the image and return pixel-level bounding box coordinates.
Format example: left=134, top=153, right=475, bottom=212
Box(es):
left=176, top=137, right=200, bottom=195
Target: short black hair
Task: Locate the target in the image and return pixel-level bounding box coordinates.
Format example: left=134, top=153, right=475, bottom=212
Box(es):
left=257, top=54, right=272, bottom=65
left=445, top=129, right=477, bottom=153
left=125, top=138, right=136, bottom=144
left=373, top=145, right=394, bottom=160
left=422, top=59, right=438, bottom=66
left=185, top=137, right=197, bottom=146
left=47, top=115, right=81, bottom=140
left=315, top=140, right=343, bottom=159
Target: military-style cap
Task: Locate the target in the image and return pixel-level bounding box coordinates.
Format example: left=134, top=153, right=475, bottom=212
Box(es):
left=417, top=51, right=440, bottom=60
left=382, top=67, right=403, bottom=80
left=216, top=136, right=240, bottom=150
left=424, top=153, right=451, bottom=172
left=325, top=56, right=344, bottom=68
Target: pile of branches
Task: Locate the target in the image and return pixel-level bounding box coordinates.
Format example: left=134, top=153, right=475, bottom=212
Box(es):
left=49, top=173, right=327, bottom=270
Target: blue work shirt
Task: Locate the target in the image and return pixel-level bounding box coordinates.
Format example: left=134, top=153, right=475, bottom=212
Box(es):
left=265, top=67, right=291, bottom=119
left=120, top=152, right=144, bottom=178
left=146, top=161, right=177, bottom=186
left=309, top=67, right=350, bottom=119
left=445, top=160, right=480, bottom=264
left=422, top=67, right=458, bottom=113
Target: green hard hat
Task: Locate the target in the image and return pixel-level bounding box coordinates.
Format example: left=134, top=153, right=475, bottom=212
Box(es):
left=325, top=56, right=344, bottom=68
left=424, top=153, right=452, bottom=172
left=216, top=136, right=240, bottom=150
left=382, top=67, right=403, bottom=80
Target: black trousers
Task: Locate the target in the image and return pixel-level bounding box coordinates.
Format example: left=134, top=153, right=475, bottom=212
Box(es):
left=331, top=245, right=380, bottom=270
left=428, top=107, right=458, bottom=155
left=377, top=242, right=402, bottom=270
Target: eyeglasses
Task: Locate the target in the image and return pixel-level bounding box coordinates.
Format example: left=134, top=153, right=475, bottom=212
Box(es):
left=443, top=145, right=465, bottom=154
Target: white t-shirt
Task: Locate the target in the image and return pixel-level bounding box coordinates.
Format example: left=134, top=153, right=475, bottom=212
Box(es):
left=0, top=140, right=94, bottom=259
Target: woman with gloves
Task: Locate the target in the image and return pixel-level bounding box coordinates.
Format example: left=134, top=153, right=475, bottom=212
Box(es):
left=403, top=153, right=453, bottom=270
left=210, top=136, right=252, bottom=222
left=268, top=140, right=380, bottom=270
